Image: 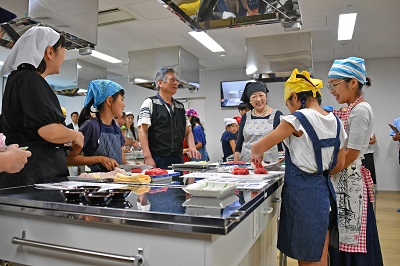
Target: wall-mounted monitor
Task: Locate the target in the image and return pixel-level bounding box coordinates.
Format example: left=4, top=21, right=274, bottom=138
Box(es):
left=220, top=79, right=255, bottom=107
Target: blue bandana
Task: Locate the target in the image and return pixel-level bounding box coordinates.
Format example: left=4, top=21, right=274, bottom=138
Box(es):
left=328, top=57, right=367, bottom=84
left=84, top=80, right=123, bottom=108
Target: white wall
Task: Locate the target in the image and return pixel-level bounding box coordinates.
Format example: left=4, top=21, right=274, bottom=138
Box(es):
left=57, top=95, right=86, bottom=124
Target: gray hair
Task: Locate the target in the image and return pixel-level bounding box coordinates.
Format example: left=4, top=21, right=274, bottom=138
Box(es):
left=154, top=67, right=176, bottom=90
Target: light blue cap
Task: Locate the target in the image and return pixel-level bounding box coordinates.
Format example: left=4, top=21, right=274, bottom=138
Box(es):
left=84, top=80, right=123, bottom=108
left=328, top=57, right=367, bottom=84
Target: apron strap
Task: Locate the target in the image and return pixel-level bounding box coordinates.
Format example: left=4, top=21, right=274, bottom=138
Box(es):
left=328, top=115, right=341, bottom=171
left=292, top=111, right=324, bottom=174
left=292, top=112, right=341, bottom=174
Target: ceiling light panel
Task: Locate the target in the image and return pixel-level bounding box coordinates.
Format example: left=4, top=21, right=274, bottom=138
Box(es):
left=338, top=13, right=357, bottom=41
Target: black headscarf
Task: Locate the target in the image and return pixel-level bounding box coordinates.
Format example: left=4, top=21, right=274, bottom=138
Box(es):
left=0, top=7, right=16, bottom=23
left=240, top=81, right=269, bottom=104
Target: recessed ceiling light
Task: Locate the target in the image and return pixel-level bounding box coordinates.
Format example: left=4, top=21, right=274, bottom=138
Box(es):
left=338, top=13, right=357, bottom=41
left=188, top=31, right=225, bottom=53
left=134, top=78, right=150, bottom=83
left=246, top=65, right=258, bottom=75
left=91, top=50, right=122, bottom=63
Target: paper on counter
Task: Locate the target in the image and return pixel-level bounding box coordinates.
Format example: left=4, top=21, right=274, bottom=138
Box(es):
left=182, top=170, right=283, bottom=180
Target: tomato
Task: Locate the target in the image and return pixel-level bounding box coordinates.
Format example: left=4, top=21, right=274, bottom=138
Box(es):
left=145, top=168, right=168, bottom=176
left=231, top=168, right=250, bottom=175
left=130, top=168, right=142, bottom=173
left=254, top=168, right=268, bottom=174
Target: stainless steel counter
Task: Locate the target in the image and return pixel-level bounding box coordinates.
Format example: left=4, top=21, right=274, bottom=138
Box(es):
left=0, top=177, right=282, bottom=235
left=0, top=176, right=283, bottom=265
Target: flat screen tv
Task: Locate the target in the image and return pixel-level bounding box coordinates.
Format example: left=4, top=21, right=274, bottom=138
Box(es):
left=220, top=80, right=255, bottom=107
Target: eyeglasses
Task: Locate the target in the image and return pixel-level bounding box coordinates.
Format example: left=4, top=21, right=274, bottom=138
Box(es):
left=326, top=78, right=349, bottom=91
left=164, top=77, right=180, bottom=83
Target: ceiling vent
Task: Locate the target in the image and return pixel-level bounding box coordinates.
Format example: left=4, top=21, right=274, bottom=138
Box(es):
left=98, top=8, right=137, bottom=27
left=128, top=46, right=200, bottom=91
left=47, top=59, right=107, bottom=97
left=0, top=0, right=98, bottom=50
left=246, top=32, right=312, bottom=83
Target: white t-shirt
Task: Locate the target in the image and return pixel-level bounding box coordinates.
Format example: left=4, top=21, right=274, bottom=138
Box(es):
left=282, top=109, right=347, bottom=173
left=137, top=98, right=191, bottom=128
left=346, top=102, right=374, bottom=158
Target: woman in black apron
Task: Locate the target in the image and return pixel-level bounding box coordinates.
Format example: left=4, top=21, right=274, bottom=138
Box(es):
left=0, top=27, right=84, bottom=188
left=67, top=80, right=126, bottom=172
left=252, top=69, right=347, bottom=265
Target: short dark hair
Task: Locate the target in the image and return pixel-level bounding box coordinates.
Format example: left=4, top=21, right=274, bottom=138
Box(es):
left=70, top=111, right=79, bottom=117
left=238, top=102, right=250, bottom=111
left=288, top=91, right=322, bottom=107
left=36, top=34, right=66, bottom=74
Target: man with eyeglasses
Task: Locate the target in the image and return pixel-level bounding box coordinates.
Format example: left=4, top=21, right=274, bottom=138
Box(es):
left=138, top=68, right=200, bottom=173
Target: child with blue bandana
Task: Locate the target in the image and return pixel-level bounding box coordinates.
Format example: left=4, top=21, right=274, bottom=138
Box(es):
left=67, top=80, right=127, bottom=172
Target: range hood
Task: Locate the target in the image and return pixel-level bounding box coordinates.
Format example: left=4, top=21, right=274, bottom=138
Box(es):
left=246, top=32, right=312, bottom=83
left=0, top=0, right=98, bottom=50
left=128, top=46, right=200, bottom=91
left=158, top=0, right=302, bottom=31
left=47, top=59, right=107, bottom=97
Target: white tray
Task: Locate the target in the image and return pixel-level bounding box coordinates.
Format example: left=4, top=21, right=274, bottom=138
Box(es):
left=182, top=193, right=238, bottom=208
left=183, top=181, right=237, bottom=198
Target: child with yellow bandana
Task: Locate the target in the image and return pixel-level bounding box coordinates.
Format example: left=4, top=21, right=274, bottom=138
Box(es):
left=252, top=69, right=347, bottom=265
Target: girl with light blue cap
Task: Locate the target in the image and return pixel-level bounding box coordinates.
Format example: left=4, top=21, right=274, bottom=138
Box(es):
left=327, top=57, right=383, bottom=266
left=67, top=80, right=127, bottom=172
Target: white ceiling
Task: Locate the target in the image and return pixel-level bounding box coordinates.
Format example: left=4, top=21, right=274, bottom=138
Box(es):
left=1, top=0, right=400, bottom=80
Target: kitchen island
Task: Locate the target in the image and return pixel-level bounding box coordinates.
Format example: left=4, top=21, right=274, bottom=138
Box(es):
left=0, top=175, right=283, bottom=266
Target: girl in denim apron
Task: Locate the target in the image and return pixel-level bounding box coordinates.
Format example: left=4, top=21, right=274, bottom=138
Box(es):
left=252, top=69, right=347, bottom=266
left=67, top=80, right=127, bottom=172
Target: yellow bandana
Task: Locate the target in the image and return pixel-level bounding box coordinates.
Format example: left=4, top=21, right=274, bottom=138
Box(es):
left=284, top=68, right=323, bottom=102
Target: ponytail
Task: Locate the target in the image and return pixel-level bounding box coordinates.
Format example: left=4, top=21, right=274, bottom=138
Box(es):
left=78, top=98, right=95, bottom=127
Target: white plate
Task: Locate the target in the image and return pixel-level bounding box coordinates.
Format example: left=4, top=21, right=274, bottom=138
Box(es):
left=183, top=161, right=209, bottom=165
left=183, top=181, right=237, bottom=198
left=219, top=162, right=251, bottom=167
